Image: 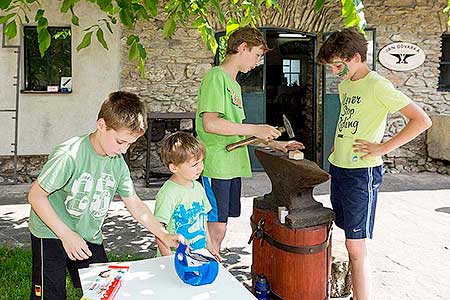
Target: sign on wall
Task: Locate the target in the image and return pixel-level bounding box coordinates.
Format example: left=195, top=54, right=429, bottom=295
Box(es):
left=378, top=42, right=425, bottom=71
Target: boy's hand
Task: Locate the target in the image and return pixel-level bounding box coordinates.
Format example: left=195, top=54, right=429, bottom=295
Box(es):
left=253, top=125, right=281, bottom=142
left=268, top=140, right=305, bottom=153
left=60, top=230, right=92, bottom=260
left=353, top=139, right=387, bottom=159
left=206, top=243, right=223, bottom=262
left=160, top=232, right=187, bottom=249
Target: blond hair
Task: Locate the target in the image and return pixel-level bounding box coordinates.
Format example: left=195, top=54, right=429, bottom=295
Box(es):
left=160, top=131, right=205, bottom=167
left=97, top=91, right=147, bottom=134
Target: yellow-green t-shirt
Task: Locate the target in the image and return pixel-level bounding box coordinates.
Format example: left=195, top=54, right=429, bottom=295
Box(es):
left=329, top=71, right=412, bottom=168
left=196, top=66, right=252, bottom=179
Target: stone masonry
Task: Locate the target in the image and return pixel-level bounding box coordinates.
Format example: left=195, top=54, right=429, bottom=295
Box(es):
left=1, top=0, right=450, bottom=182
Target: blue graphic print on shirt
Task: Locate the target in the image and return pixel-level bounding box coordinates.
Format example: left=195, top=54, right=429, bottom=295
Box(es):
left=173, top=201, right=207, bottom=250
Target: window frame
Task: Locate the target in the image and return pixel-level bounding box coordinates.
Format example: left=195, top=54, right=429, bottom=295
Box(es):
left=438, top=34, right=450, bottom=92
left=23, top=25, right=72, bottom=92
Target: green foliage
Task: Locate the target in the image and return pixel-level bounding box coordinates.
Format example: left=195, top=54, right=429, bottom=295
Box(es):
left=13, top=0, right=450, bottom=74
left=444, top=0, right=450, bottom=26
left=76, top=31, right=93, bottom=51
left=313, top=0, right=366, bottom=30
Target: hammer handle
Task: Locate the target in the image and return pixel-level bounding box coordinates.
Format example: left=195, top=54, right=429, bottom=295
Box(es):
left=226, top=136, right=260, bottom=152
left=225, top=127, right=286, bottom=152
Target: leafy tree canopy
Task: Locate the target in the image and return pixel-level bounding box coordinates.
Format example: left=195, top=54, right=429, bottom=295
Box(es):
left=0, top=0, right=380, bottom=74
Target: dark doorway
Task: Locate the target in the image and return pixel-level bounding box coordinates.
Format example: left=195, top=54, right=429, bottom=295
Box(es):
left=264, top=30, right=317, bottom=163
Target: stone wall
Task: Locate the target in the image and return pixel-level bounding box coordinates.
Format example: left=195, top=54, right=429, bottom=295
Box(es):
left=362, top=0, right=450, bottom=174
left=2, top=0, right=450, bottom=183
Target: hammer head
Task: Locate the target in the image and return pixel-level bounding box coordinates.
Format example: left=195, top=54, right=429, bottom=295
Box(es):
left=282, top=114, right=295, bottom=138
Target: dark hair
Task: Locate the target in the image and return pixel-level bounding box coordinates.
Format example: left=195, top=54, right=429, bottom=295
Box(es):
left=317, top=27, right=367, bottom=64
left=226, top=26, right=269, bottom=55
left=160, top=131, right=206, bottom=167
left=97, top=91, right=147, bottom=134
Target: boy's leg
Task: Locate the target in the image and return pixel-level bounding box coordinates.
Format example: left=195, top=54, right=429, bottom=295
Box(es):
left=201, top=176, right=241, bottom=253
left=346, top=239, right=369, bottom=300
left=66, top=241, right=108, bottom=288
left=30, top=234, right=68, bottom=300
left=330, top=165, right=383, bottom=300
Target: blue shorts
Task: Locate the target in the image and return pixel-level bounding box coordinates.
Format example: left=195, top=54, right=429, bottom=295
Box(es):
left=201, top=176, right=242, bottom=223
left=329, top=164, right=383, bottom=239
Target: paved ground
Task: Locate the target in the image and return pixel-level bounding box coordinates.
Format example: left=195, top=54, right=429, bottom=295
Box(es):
left=1, top=172, right=449, bottom=299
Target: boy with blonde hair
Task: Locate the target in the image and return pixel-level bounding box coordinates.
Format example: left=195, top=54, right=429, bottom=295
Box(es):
left=28, top=91, right=184, bottom=300
left=154, top=132, right=220, bottom=261
left=318, top=27, right=432, bottom=300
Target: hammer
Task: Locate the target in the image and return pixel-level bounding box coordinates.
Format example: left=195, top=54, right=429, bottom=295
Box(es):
left=226, top=114, right=295, bottom=152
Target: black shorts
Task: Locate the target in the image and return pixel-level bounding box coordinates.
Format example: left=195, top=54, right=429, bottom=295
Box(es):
left=30, top=233, right=108, bottom=300
left=201, top=176, right=242, bottom=223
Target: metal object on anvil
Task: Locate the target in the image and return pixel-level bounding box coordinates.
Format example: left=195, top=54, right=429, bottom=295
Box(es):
left=225, top=114, right=295, bottom=152
left=254, top=148, right=335, bottom=228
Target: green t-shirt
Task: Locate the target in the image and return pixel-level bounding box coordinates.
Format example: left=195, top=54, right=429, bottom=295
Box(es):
left=329, top=71, right=413, bottom=168
left=29, top=134, right=135, bottom=244
left=154, top=180, right=211, bottom=254
left=196, top=66, right=252, bottom=179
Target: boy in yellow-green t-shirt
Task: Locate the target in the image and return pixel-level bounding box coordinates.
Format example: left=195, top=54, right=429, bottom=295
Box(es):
left=196, top=27, right=303, bottom=254
left=318, top=27, right=432, bottom=300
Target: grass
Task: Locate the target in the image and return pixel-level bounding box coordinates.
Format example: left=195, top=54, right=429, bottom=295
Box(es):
left=0, top=246, right=145, bottom=300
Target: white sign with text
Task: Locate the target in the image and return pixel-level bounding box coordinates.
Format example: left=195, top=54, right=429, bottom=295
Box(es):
left=378, top=42, right=425, bottom=71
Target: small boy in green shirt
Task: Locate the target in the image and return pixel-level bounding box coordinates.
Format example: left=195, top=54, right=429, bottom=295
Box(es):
left=318, top=28, right=432, bottom=300
left=28, top=91, right=185, bottom=300
left=196, top=27, right=303, bottom=254
left=154, top=132, right=220, bottom=261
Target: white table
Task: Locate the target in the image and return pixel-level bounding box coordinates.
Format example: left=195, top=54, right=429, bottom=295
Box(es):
left=80, top=255, right=257, bottom=300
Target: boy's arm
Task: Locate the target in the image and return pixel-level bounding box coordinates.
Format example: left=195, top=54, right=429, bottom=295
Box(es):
left=353, top=102, right=432, bottom=159
left=28, top=181, right=92, bottom=260
left=121, top=194, right=186, bottom=249
left=255, top=140, right=305, bottom=153
left=202, top=112, right=281, bottom=142
left=155, top=223, right=174, bottom=256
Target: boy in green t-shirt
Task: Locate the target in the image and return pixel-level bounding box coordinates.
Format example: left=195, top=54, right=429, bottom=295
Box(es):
left=317, top=28, right=432, bottom=300
left=28, top=92, right=185, bottom=300
left=196, top=27, right=303, bottom=254
left=154, top=132, right=220, bottom=261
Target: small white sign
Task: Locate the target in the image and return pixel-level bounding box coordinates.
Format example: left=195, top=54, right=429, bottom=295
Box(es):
left=378, top=42, right=425, bottom=71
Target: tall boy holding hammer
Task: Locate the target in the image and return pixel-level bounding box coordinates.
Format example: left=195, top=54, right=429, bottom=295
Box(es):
left=196, top=27, right=303, bottom=254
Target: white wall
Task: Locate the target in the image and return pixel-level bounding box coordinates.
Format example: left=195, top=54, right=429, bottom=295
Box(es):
left=0, top=1, right=122, bottom=155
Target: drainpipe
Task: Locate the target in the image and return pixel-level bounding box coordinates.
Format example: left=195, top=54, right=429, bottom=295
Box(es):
left=1, top=23, right=21, bottom=184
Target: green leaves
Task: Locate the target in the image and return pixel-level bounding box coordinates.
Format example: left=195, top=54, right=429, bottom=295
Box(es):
left=163, top=16, right=176, bottom=37
left=126, top=34, right=147, bottom=76
left=35, top=10, right=51, bottom=56
left=96, top=28, right=108, bottom=49
left=444, top=0, right=450, bottom=25
left=144, top=0, right=157, bottom=17
left=0, top=12, right=15, bottom=25
left=0, top=0, right=13, bottom=10
left=4, top=19, right=16, bottom=39
left=76, top=31, right=92, bottom=51
left=314, top=0, right=325, bottom=13
left=339, top=0, right=366, bottom=29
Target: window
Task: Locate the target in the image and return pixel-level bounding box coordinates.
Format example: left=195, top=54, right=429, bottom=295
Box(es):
left=438, top=34, right=450, bottom=91
left=24, top=26, right=72, bottom=92
left=282, top=59, right=301, bottom=86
